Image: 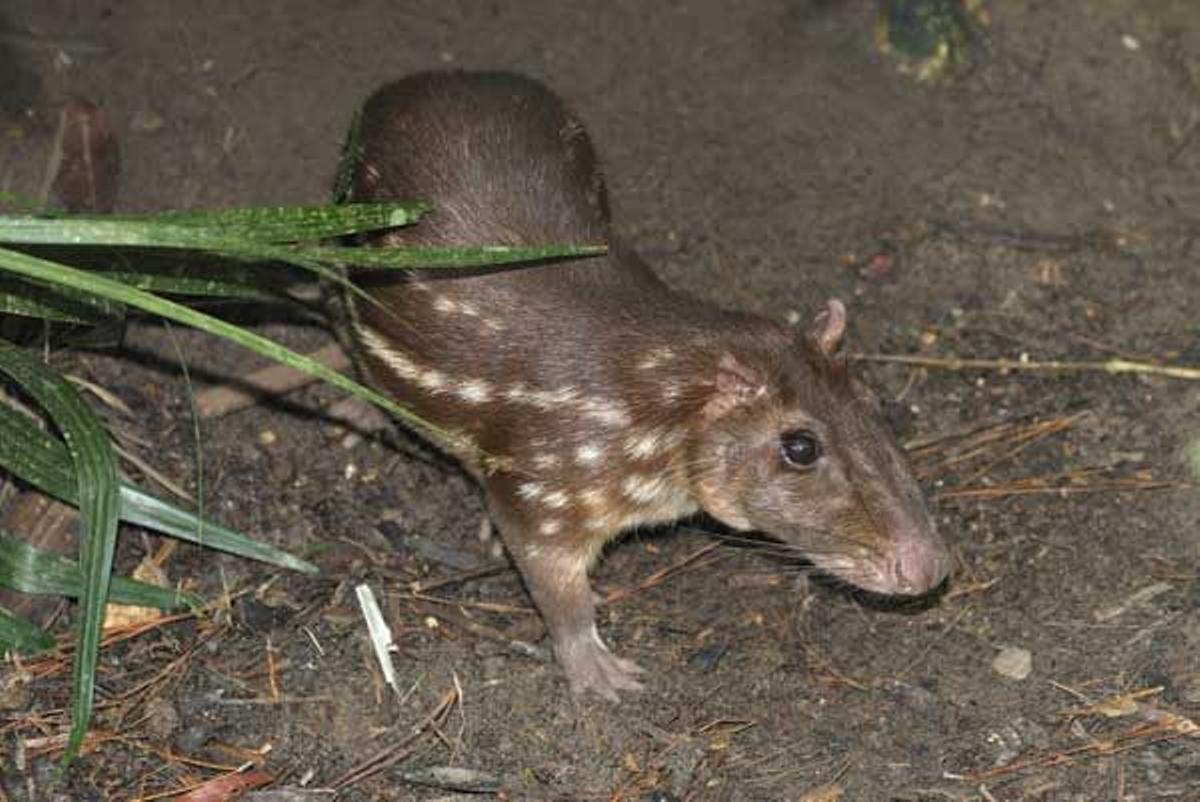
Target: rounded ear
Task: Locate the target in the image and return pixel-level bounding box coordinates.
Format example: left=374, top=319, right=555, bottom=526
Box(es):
left=810, top=299, right=846, bottom=357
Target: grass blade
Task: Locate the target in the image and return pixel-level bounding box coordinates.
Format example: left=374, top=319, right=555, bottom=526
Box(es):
left=0, top=202, right=428, bottom=249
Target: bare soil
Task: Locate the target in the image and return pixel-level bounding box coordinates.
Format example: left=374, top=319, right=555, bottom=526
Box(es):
left=2, top=2, right=1199, bottom=800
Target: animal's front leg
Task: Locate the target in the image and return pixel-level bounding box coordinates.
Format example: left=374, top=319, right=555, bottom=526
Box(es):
left=491, top=500, right=643, bottom=700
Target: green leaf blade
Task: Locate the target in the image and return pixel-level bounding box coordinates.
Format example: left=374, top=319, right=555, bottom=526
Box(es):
left=0, top=532, right=199, bottom=610
left=0, top=342, right=120, bottom=765
left=0, top=606, right=55, bottom=655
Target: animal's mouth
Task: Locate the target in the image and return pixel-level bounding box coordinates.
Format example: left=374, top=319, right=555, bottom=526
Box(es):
left=809, top=537, right=950, bottom=598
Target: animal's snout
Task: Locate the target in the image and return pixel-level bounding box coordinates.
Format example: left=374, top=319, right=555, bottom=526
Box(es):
left=888, top=531, right=951, bottom=596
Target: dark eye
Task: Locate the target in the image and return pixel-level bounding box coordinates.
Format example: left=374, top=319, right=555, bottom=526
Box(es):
left=780, top=429, right=822, bottom=468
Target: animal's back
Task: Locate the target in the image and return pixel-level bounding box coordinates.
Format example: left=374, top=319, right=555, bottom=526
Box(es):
left=341, top=71, right=679, bottom=462
left=349, top=71, right=609, bottom=248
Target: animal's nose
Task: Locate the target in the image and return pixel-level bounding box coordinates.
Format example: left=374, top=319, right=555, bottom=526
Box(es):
left=891, top=532, right=951, bottom=595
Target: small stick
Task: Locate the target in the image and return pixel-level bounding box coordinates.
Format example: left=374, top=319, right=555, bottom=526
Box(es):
left=194, top=342, right=350, bottom=418
left=407, top=598, right=548, bottom=662
left=602, top=542, right=724, bottom=606
left=936, top=476, right=1184, bottom=501
left=953, top=413, right=1087, bottom=488
left=853, top=353, right=1200, bottom=381
left=409, top=563, right=511, bottom=595
left=331, top=685, right=459, bottom=789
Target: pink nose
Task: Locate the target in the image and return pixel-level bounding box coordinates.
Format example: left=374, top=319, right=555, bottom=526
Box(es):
left=890, top=533, right=951, bottom=596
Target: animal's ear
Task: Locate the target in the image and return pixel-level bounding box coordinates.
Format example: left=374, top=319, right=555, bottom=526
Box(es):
left=703, top=354, right=768, bottom=421
left=809, top=299, right=846, bottom=357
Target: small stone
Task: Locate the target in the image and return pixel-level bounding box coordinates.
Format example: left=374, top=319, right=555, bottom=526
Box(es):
left=993, top=646, right=1032, bottom=680
left=143, top=697, right=180, bottom=741
left=173, top=723, right=210, bottom=752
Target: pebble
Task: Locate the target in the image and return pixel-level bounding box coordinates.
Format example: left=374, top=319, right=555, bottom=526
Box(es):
left=992, top=645, right=1032, bottom=680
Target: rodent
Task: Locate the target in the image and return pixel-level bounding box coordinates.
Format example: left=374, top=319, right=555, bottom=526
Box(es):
left=338, top=71, right=950, bottom=700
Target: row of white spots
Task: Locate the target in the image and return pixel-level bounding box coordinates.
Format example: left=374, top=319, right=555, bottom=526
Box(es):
left=517, top=474, right=700, bottom=538
left=503, top=382, right=632, bottom=428
left=357, top=325, right=495, bottom=406
left=504, top=383, right=581, bottom=408
left=517, top=481, right=572, bottom=510
left=357, top=326, right=634, bottom=433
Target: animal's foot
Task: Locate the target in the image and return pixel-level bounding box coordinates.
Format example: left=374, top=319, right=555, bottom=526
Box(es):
left=558, top=625, right=644, bottom=702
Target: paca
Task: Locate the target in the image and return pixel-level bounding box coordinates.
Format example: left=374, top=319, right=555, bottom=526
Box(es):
left=338, top=71, right=949, bottom=699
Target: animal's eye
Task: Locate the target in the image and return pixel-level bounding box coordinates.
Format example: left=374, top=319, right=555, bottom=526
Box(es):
left=780, top=429, right=822, bottom=468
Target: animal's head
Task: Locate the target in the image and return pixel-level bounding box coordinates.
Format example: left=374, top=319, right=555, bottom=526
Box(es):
left=688, top=300, right=949, bottom=596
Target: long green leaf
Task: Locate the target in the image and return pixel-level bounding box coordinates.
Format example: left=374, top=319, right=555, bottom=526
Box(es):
left=0, top=276, right=124, bottom=323
left=86, top=264, right=277, bottom=299
left=0, top=399, right=316, bottom=573
left=0, top=605, right=55, bottom=654
left=0, top=202, right=428, bottom=249
left=118, top=484, right=315, bottom=573
left=0, top=246, right=473, bottom=457
left=0, top=207, right=606, bottom=273
left=0, top=532, right=199, bottom=610
left=0, top=342, right=119, bottom=764
left=151, top=202, right=430, bottom=241
left=297, top=242, right=608, bottom=268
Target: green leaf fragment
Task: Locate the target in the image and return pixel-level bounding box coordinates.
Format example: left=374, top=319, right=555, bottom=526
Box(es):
left=0, top=605, right=55, bottom=655
left=0, top=532, right=199, bottom=611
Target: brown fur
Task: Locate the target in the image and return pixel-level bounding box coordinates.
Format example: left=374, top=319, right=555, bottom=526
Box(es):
left=340, top=71, right=949, bottom=699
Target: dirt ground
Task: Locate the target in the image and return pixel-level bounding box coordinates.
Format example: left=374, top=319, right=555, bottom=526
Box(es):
left=2, top=1, right=1199, bottom=800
